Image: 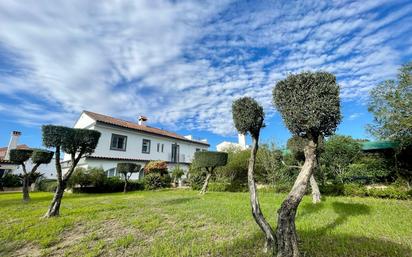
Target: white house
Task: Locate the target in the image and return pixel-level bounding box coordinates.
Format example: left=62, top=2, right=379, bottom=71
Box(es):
left=0, top=131, right=57, bottom=179
left=216, top=134, right=248, bottom=152
left=62, top=111, right=209, bottom=179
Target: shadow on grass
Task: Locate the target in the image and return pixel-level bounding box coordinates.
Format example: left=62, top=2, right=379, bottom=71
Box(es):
left=159, top=197, right=199, bottom=205
left=215, top=230, right=411, bottom=257
left=316, top=202, right=370, bottom=235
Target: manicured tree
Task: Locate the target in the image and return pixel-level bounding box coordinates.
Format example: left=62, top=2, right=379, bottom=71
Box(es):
left=287, top=135, right=322, bottom=204
left=10, top=149, right=53, bottom=202
left=194, top=151, right=228, bottom=194
left=232, top=97, right=276, bottom=253
left=273, top=71, right=341, bottom=257
left=42, top=125, right=101, bottom=217
left=117, top=163, right=141, bottom=193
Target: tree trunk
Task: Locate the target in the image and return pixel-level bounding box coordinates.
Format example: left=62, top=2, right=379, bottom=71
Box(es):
left=44, top=182, right=66, bottom=218
left=200, top=170, right=212, bottom=195
left=310, top=175, right=321, bottom=204
left=276, top=139, right=317, bottom=257
left=123, top=180, right=128, bottom=193
left=22, top=175, right=30, bottom=202
left=248, top=136, right=276, bottom=254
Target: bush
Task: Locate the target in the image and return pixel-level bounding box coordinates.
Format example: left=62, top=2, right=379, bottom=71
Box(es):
left=36, top=179, right=57, bottom=192
left=188, top=171, right=206, bottom=190
left=143, top=173, right=171, bottom=190
left=0, top=173, right=22, bottom=187
left=144, top=161, right=168, bottom=176
left=208, top=182, right=248, bottom=192
left=319, top=183, right=411, bottom=199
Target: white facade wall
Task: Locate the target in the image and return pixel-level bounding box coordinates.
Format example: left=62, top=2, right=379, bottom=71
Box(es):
left=11, top=158, right=57, bottom=179
left=63, top=113, right=208, bottom=178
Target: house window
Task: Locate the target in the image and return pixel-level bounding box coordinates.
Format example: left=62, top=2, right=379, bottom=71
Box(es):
left=142, top=139, right=151, bottom=154
left=110, top=134, right=127, bottom=151
left=157, top=143, right=160, bottom=152
left=106, top=168, right=116, bottom=177
left=196, top=148, right=201, bottom=152
left=161, top=144, right=164, bottom=152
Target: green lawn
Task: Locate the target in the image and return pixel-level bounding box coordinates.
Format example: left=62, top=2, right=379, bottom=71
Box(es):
left=0, top=190, right=411, bottom=257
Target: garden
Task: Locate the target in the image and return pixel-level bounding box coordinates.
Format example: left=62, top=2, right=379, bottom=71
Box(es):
left=0, top=62, right=411, bottom=257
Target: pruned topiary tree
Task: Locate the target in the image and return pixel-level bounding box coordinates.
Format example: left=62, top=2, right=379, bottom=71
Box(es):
left=42, top=125, right=101, bottom=217
left=287, top=135, right=323, bottom=204
left=193, top=151, right=228, bottom=194
left=232, top=97, right=276, bottom=253
left=9, top=148, right=53, bottom=202
left=117, top=163, right=141, bottom=193
left=273, top=71, right=341, bottom=257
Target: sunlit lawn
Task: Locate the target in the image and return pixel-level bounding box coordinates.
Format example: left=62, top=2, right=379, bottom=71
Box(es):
left=0, top=190, right=411, bottom=257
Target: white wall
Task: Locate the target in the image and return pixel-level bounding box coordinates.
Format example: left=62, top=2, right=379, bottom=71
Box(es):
left=79, top=123, right=208, bottom=163
left=11, top=158, right=57, bottom=179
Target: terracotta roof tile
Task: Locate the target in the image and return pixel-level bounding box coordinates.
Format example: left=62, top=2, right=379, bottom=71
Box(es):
left=0, top=144, right=30, bottom=160
left=83, top=111, right=209, bottom=146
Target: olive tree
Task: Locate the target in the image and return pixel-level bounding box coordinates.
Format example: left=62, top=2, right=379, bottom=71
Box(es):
left=193, top=151, right=228, bottom=194
left=232, top=97, right=276, bottom=253
left=287, top=135, right=322, bottom=204
left=9, top=149, right=53, bottom=202
left=117, top=163, right=141, bottom=193
left=42, top=125, right=101, bottom=217
left=273, top=71, right=341, bottom=257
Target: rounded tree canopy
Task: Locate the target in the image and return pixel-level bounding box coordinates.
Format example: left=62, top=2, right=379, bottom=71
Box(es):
left=273, top=71, right=341, bottom=139
left=194, top=151, right=228, bottom=169
left=42, top=125, right=73, bottom=148
left=31, top=149, right=54, bottom=164
left=117, top=163, right=142, bottom=174
left=42, top=125, right=101, bottom=155
left=9, top=149, right=33, bottom=164
left=232, top=97, right=264, bottom=137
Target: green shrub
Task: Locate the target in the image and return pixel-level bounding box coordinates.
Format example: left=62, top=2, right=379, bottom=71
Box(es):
left=193, top=151, right=228, bottom=169
left=319, top=184, right=344, bottom=196
left=319, top=183, right=411, bottom=200
left=36, top=179, right=57, bottom=192
left=143, top=173, right=171, bottom=190
left=0, top=173, right=22, bottom=187
left=343, top=184, right=368, bottom=197
left=208, top=182, right=248, bottom=192
left=189, top=172, right=206, bottom=190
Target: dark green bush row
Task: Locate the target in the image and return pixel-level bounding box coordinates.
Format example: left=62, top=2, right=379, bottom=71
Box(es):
left=72, top=177, right=144, bottom=193
left=208, top=182, right=248, bottom=192
left=320, top=184, right=412, bottom=200
left=0, top=173, right=22, bottom=187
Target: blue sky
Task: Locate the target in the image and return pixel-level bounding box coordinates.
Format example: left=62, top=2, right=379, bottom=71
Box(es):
left=0, top=0, right=411, bottom=150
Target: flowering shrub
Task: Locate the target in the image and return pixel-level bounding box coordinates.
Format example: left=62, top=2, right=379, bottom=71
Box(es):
left=144, top=161, right=168, bottom=176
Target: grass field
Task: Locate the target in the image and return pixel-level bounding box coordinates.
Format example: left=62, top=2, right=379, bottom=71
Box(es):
left=0, top=190, right=411, bottom=257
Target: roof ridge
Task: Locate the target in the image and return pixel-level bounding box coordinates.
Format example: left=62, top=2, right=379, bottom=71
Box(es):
left=82, top=110, right=209, bottom=146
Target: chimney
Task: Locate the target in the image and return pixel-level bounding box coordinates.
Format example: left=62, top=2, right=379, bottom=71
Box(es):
left=238, top=133, right=246, bottom=149
left=138, top=115, right=148, bottom=126
left=184, top=135, right=193, bottom=140
left=5, top=131, right=21, bottom=160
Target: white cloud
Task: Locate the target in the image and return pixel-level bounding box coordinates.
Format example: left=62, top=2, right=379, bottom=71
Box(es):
left=0, top=0, right=411, bottom=135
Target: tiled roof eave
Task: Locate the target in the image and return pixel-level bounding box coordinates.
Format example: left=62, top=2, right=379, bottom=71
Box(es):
left=95, top=120, right=209, bottom=146
left=85, top=155, right=191, bottom=165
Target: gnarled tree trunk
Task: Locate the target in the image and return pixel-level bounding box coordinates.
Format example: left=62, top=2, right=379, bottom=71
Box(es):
left=44, top=148, right=82, bottom=218
left=310, top=175, right=321, bottom=204
left=276, top=139, right=317, bottom=257
left=44, top=182, right=66, bottom=217
left=123, top=179, right=128, bottom=193
left=22, top=175, right=30, bottom=202
left=200, top=168, right=212, bottom=195
left=249, top=136, right=276, bottom=254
